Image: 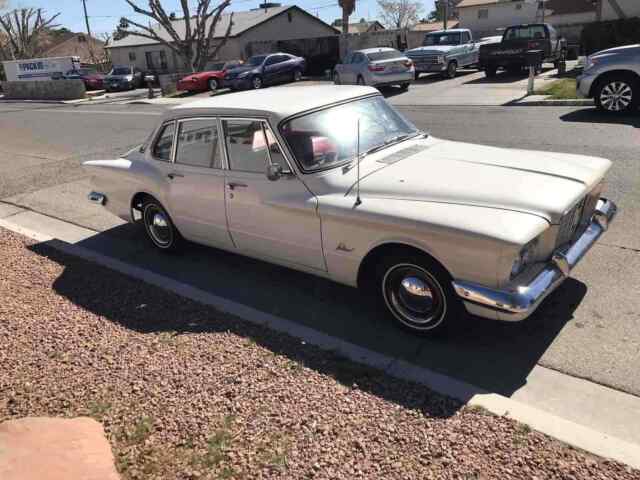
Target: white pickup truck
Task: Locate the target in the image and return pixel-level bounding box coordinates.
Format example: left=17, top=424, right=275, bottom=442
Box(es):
left=405, top=28, right=480, bottom=79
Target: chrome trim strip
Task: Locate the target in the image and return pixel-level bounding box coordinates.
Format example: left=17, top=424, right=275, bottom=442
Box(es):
left=452, top=198, right=617, bottom=321
left=88, top=191, right=106, bottom=205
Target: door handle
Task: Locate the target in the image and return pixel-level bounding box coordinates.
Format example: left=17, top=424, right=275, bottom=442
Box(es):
left=167, top=172, right=184, bottom=179
left=228, top=182, right=248, bottom=190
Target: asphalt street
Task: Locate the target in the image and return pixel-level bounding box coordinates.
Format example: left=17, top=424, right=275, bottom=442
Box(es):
left=0, top=99, right=638, bottom=400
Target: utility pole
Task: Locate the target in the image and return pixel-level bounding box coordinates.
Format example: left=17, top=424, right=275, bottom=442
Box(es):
left=444, top=0, right=448, bottom=30
left=81, top=0, right=98, bottom=69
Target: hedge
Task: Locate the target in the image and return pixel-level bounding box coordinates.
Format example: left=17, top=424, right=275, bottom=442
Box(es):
left=581, top=17, right=640, bottom=55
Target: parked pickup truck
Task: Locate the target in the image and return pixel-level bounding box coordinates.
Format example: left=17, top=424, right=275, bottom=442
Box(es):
left=405, top=29, right=479, bottom=80
left=479, top=23, right=567, bottom=77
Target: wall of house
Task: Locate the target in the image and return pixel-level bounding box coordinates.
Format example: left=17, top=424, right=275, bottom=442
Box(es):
left=458, top=1, right=538, bottom=36
left=601, top=0, right=640, bottom=20
left=109, top=43, right=182, bottom=72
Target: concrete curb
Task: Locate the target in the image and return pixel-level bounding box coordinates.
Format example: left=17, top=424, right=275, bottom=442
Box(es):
left=514, top=96, right=594, bottom=107
left=1, top=215, right=640, bottom=470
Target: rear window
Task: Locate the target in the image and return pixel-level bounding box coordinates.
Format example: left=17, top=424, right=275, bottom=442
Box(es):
left=366, top=50, right=403, bottom=61
left=504, top=25, right=547, bottom=41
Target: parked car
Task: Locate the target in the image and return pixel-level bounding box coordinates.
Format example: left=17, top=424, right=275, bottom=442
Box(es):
left=577, top=44, right=640, bottom=113
left=104, top=65, right=145, bottom=92
left=405, top=28, right=479, bottom=80
left=479, top=23, right=567, bottom=77
left=177, top=60, right=243, bottom=92
left=223, top=53, right=305, bottom=90
left=333, top=48, right=414, bottom=89
left=63, top=68, right=105, bottom=90
left=84, top=85, right=616, bottom=335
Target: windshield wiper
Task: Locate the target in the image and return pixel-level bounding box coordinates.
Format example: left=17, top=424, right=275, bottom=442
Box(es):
left=343, top=132, right=423, bottom=173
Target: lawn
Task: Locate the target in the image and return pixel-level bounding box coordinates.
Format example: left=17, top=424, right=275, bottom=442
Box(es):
left=535, top=78, right=579, bottom=99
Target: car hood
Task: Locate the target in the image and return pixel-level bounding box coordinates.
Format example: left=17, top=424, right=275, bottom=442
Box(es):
left=406, top=45, right=458, bottom=55
left=105, top=74, right=132, bottom=80
left=591, top=44, right=640, bottom=58
left=182, top=71, right=222, bottom=81
left=355, top=139, right=610, bottom=224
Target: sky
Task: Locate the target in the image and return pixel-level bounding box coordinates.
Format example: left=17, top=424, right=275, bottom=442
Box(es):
left=3, top=0, right=437, bottom=36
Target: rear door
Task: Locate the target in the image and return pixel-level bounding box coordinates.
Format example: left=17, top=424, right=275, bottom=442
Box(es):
left=162, top=117, right=234, bottom=249
left=222, top=118, right=325, bottom=271
left=263, top=55, right=281, bottom=84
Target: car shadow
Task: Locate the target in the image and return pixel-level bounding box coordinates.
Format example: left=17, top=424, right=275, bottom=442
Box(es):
left=560, top=108, right=640, bottom=128
left=413, top=69, right=476, bottom=85
left=463, top=67, right=555, bottom=85
left=28, top=224, right=585, bottom=405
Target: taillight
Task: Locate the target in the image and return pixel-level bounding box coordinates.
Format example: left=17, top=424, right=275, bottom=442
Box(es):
left=368, top=65, right=385, bottom=72
left=404, top=60, right=413, bottom=68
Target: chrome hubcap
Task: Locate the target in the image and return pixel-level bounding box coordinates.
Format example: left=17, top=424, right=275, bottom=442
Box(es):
left=383, top=264, right=446, bottom=330
left=294, top=71, right=302, bottom=81
left=601, top=81, right=632, bottom=111
left=209, top=79, right=217, bottom=90
left=144, top=205, right=172, bottom=247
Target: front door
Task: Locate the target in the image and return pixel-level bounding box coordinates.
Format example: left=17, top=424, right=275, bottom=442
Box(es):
left=221, top=118, right=325, bottom=271
left=262, top=56, right=282, bottom=85
left=161, top=117, right=234, bottom=250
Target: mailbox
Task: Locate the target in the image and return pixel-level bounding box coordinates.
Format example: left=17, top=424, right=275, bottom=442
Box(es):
left=525, top=50, right=544, bottom=67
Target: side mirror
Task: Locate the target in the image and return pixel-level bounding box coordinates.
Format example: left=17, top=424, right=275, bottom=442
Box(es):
left=266, top=163, right=283, bottom=181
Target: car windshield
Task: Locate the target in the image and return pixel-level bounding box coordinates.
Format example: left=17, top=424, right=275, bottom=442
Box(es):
left=366, top=50, right=403, bottom=61
left=280, top=96, right=419, bottom=173
left=504, top=26, right=547, bottom=40
left=247, top=55, right=267, bottom=66
left=110, top=67, right=131, bottom=75
left=424, top=33, right=461, bottom=46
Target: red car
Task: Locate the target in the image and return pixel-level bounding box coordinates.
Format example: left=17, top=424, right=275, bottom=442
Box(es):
left=64, top=68, right=105, bottom=90
left=177, top=60, right=243, bottom=92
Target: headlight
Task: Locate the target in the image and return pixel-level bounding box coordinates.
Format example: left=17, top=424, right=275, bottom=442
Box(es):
left=510, top=239, right=538, bottom=279
left=437, top=55, right=445, bottom=64
left=238, top=71, right=251, bottom=78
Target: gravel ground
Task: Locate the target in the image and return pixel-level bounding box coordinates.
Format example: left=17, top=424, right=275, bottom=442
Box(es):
left=1, top=227, right=638, bottom=480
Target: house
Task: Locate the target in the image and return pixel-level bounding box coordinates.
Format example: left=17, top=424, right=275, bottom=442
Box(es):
left=42, top=32, right=106, bottom=66
left=458, top=0, right=640, bottom=38
left=332, top=19, right=385, bottom=33
left=106, top=5, right=338, bottom=73
left=413, top=20, right=461, bottom=32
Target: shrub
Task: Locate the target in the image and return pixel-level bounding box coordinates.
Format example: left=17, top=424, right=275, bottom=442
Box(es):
left=581, top=17, right=640, bottom=55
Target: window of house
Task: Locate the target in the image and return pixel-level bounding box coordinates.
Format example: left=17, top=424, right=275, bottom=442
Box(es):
left=152, top=122, right=175, bottom=162
left=478, top=9, right=489, bottom=19
left=223, top=120, right=278, bottom=174
left=129, top=51, right=136, bottom=62
left=175, top=119, right=221, bottom=169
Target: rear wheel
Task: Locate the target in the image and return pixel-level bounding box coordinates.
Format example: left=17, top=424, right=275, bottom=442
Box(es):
left=375, top=251, right=465, bottom=335
left=485, top=66, right=497, bottom=78
left=594, top=74, right=638, bottom=113
left=208, top=78, right=219, bottom=91
left=141, top=198, right=182, bottom=252
left=333, top=71, right=341, bottom=85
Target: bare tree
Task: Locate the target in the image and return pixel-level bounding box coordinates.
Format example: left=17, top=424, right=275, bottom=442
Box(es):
left=338, top=0, right=356, bottom=34
left=377, top=0, right=423, bottom=29
left=118, top=0, right=234, bottom=72
left=0, top=8, right=59, bottom=59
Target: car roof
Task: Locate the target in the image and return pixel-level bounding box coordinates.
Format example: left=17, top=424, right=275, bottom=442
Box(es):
left=170, top=85, right=379, bottom=123
left=426, top=28, right=467, bottom=34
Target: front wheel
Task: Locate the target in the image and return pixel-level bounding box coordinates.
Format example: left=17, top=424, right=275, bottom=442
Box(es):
left=142, top=199, right=182, bottom=252
left=292, top=69, right=302, bottom=82
left=594, top=75, right=638, bottom=113
left=251, top=75, right=263, bottom=89
left=208, top=78, right=219, bottom=91
left=375, top=252, right=465, bottom=335
left=444, top=61, right=457, bottom=79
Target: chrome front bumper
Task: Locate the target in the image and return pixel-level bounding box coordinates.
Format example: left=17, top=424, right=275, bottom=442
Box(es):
left=452, top=198, right=617, bottom=322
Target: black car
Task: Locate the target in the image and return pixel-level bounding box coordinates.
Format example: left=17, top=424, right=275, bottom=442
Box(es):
left=104, top=65, right=145, bottom=92
left=224, top=53, right=306, bottom=90
left=479, top=23, right=567, bottom=77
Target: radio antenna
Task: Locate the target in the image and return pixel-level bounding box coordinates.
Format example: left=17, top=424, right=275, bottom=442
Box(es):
left=355, top=118, right=362, bottom=207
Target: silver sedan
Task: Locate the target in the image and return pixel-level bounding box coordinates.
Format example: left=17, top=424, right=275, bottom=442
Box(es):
left=333, top=48, right=414, bottom=89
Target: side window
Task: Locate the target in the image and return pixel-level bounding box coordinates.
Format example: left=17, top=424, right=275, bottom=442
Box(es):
left=462, top=32, right=471, bottom=43
left=265, top=56, right=278, bottom=66
left=152, top=122, right=175, bottom=161
left=223, top=120, right=270, bottom=173
left=175, top=119, right=221, bottom=169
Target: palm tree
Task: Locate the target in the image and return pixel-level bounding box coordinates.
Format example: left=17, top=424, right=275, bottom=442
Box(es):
left=338, top=0, right=355, bottom=33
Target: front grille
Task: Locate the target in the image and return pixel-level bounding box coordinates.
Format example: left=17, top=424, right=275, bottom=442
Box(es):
left=557, top=197, right=586, bottom=247
left=407, top=54, right=440, bottom=65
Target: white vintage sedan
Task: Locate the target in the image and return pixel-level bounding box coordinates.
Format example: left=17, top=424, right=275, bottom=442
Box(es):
left=84, top=85, right=617, bottom=335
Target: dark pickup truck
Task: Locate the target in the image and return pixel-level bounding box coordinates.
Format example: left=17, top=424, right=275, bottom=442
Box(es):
left=479, top=23, right=567, bottom=77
